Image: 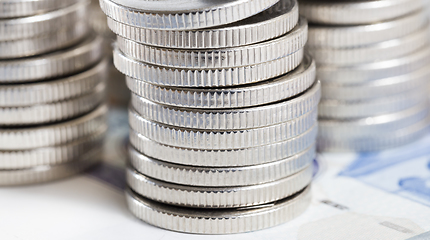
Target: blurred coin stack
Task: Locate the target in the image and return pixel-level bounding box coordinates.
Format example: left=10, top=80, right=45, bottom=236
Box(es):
left=101, top=0, right=320, bottom=234
left=0, top=0, right=108, bottom=185
left=300, top=0, right=430, bottom=152
left=89, top=0, right=129, bottom=106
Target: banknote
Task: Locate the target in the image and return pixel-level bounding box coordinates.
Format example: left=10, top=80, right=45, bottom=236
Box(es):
left=0, top=108, right=429, bottom=240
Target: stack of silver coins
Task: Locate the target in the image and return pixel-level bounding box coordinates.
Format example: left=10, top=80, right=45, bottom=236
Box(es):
left=300, top=0, right=430, bottom=152
left=101, top=0, right=320, bottom=234
left=0, top=0, right=108, bottom=185
left=89, top=0, right=129, bottom=106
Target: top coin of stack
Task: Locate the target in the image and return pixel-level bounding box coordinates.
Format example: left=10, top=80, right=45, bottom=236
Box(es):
left=0, top=0, right=108, bottom=185
left=100, top=0, right=320, bottom=234
left=299, top=0, right=430, bottom=152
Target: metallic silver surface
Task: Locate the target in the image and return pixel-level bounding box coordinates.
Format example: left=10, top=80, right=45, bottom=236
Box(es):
left=317, top=113, right=430, bottom=152
left=0, top=128, right=106, bottom=169
left=0, top=0, right=84, bottom=18
left=126, top=55, right=315, bottom=109
left=0, top=84, right=105, bottom=126
left=113, top=46, right=304, bottom=87
left=129, top=107, right=317, bottom=150
left=125, top=185, right=311, bottom=234
left=0, top=60, right=107, bottom=107
left=0, top=2, right=89, bottom=41
left=0, top=34, right=104, bottom=83
left=299, top=0, right=425, bottom=25
left=318, top=88, right=428, bottom=119
left=128, top=145, right=314, bottom=187
left=317, top=46, right=430, bottom=85
left=307, top=24, right=430, bottom=65
left=0, top=22, right=89, bottom=59
left=107, top=0, right=298, bottom=49
left=130, top=81, right=320, bottom=130
left=319, top=103, right=430, bottom=139
left=99, top=0, right=279, bottom=30
left=0, top=105, right=107, bottom=151
left=129, top=125, right=318, bottom=167
left=116, top=18, right=307, bottom=69
left=126, top=165, right=312, bottom=208
left=307, top=9, right=427, bottom=48
left=0, top=149, right=101, bottom=186
left=320, top=66, right=430, bottom=101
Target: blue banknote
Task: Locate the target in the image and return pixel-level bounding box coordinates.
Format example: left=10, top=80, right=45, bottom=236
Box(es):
left=341, top=132, right=430, bottom=207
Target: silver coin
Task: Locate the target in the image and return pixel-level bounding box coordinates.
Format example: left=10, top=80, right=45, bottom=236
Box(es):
left=0, top=33, right=104, bottom=83
left=307, top=23, right=430, bottom=66
left=317, top=45, right=430, bottom=85
left=130, top=81, right=320, bottom=130
left=0, top=128, right=106, bottom=169
left=317, top=112, right=430, bottom=152
left=321, top=65, right=430, bottom=101
left=128, top=145, right=314, bottom=187
left=0, top=21, right=89, bottom=59
left=107, top=0, right=298, bottom=49
left=319, top=103, right=429, bottom=139
left=113, top=46, right=304, bottom=87
left=299, top=0, right=425, bottom=25
left=129, top=124, right=318, bottom=167
left=0, top=0, right=85, bottom=18
left=129, top=107, right=317, bottom=150
left=0, top=105, right=107, bottom=150
left=307, top=9, right=427, bottom=48
left=318, top=88, right=427, bottom=119
left=0, top=1, right=89, bottom=41
left=126, top=165, right=312, bottom=208
left=115, top=18, right=307, bottom=69
left=0, top=60, right=107, bottom=107
left=126, top=54, right=315, bottom=109
left=0, top=83, right=105, bottom=126
left=99, top=0, right=279, bottom=30
left=126, top=185, right=311, bottom=234
left=0, top=148, right=101, bottom=186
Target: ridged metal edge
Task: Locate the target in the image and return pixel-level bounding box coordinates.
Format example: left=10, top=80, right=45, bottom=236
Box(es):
left=0, top=105, right=108, bottom=150
left=113, top=47, right=304, bottom=87
left=99, top=0, right=279, bottom=30
left=107, top=0, right=299, bottom=49
left=129, top=145, right=314, bottom=187
left=126, top=165, right=312, bottom=208
left=126, top=185, right=311, bottom=234
left=116, top=19, right=307, bottom=69
left=129, top=124, right=318, bottom=167
left=129, top=107, right=317, bottom=150
left=130, top=81, right=320, bottom=130
left=126, top=54, right=315, bottom=109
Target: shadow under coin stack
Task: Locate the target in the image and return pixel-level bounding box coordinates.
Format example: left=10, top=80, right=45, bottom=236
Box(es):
left=0, top=0, right=108, bottom=185
left=100, top=0, right=320, bottom=234
left=300, top=0, right=430, bottom=152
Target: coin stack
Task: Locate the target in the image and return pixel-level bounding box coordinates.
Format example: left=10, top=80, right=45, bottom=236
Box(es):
left=89, top=0, right=129, bottom=106
left=101, top=0, right=320, bottom=234
left=300, top=0, right=430, bottom=152
left=0, top=0, right=108, bottom=185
